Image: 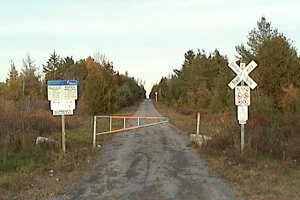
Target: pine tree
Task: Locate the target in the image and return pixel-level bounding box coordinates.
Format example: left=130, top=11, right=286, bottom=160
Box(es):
left=43, top=50, right=63, bottom=81
left=236, top=16, right=279, bottom=62
left=21, top=54, right=41, bottom=98
left=83, top=67, right=117, bottom=114
left=5, top=60, right=22, bottom=100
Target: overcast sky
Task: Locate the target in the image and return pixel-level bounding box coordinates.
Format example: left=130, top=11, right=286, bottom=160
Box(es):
left=1, top=0, right=300, bottom=95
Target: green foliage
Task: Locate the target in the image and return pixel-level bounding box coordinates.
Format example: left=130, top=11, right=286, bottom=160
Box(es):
left=251, top=91, right=277, bottom=117
left=255, top=36, right=300, bottom=107
left=83, top=67, right=117, bottom=114
left=0, top=82, right=5, bottom=97
left=43, top=50, right=63, bottom=81
left=116, top=81, right=144, bottom=108
left=236, top=16, right=279, bottom=61
left=63, top=60, right=88, bottom=100
left=0, top=152, right=47, bottom=172
left=116, top=82, right=133, bottom=107
left=4, top=61, right=23, bottom=101
left=21, top=54, right=42, bottom=99
left=82, top=57, right=145, bottom=114
left=151, top=49, right=231, bottom=112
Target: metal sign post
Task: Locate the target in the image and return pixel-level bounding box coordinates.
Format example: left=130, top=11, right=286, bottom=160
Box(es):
left=228, top=61, right=258, bottom=154
left=47, top=80, right=78, bottom=153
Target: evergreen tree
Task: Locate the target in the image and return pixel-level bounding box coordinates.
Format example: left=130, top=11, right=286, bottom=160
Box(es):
left=255, top=35, right=300, bottom=107
left=83, top=67, right=117, bottom=114
left=236, top=16, right=279, bottom=62
left=5, top=60, right=22, bottom=100
left=21, top=54, right=41, bottom=98
left=43, top=50, right=63, bottom=81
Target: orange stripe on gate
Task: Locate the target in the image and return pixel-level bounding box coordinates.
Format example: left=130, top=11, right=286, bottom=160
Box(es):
left=109, top=126, right=139, bottom=134
left=111, top=116, right=137, bottom=119
left=143, top=117, right=160, bottom=120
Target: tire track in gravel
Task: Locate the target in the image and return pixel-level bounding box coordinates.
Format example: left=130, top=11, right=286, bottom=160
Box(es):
left=50, top=100, right=242, bottom=200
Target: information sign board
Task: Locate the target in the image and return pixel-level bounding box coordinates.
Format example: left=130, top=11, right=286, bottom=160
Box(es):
left=47, top=80, right=78, bottom=101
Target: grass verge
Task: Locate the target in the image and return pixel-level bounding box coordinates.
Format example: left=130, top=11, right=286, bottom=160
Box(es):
left=0, top=103, right=139, bottom=200
left=155, top=103, right=300, bottom=200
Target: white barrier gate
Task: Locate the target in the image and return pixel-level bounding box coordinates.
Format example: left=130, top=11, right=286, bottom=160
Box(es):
left=93, top=116, right=169, bottom=147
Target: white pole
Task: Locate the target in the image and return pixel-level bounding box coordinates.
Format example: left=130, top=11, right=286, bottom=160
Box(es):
left=93, top=116, right=97, bottom=148
left=123, top=117, right=126, bottom=129
left=138, top=117, right=140, bottom=127
left=241, top=124, right=245, bottom=153
left=240, top=62, right=245, bottom=154
left=196, top=113, right=200, bottom=136
left=62, top=115, right=66, bottom=153
left=109, top=116, right=112, bottom=132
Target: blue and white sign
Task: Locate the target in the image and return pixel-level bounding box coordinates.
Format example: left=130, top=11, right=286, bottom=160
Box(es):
left=47, top=80, right=78, bottom=116
left=47, top=80, right=78, bottom=101
left=47, top=80, right=78, bottom=86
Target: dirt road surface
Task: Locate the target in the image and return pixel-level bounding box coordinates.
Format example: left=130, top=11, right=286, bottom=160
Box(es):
left=51, top=100, right=241, bottom=200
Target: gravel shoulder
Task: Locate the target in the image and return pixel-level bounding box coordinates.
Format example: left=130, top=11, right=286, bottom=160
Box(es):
left=50, top=100, right=241, bottom=200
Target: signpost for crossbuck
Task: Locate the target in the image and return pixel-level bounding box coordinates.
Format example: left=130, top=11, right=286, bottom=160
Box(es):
left=228, top=61, right=258, bottom=153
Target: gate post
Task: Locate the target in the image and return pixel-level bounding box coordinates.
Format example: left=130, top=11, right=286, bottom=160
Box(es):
left=93, top=116, right=97, bottom=148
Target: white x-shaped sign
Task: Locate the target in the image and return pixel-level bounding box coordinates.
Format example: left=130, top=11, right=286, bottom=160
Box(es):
left=228, top=60, right=258, bottom=90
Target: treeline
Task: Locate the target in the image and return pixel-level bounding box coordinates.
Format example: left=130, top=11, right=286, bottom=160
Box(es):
left=0, top=52, right=146, bottom=113
left=0, top=52, right=145, bottom=156
left=151, top=17, right=300, bottom=159
left=151, top=49, right=232, bottom=113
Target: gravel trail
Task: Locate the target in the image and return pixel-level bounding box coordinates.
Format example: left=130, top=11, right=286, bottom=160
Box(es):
left=51, top=100, right=241, bottom=200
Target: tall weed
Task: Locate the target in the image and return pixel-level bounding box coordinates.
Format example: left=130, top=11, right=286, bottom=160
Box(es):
left=0, top=99, right=87, bottom=158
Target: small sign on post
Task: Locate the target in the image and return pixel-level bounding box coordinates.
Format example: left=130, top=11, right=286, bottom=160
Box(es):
left=47, top=80, right=78, bottom=153
left=235, top=86, right=250, bottom=106
left=228, top=61, right=258, bottom=153
left=237, top=106, right=248, bottom=124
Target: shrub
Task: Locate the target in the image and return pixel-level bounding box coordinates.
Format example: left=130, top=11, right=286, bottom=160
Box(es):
left=0, top=100, right=68, bottom=157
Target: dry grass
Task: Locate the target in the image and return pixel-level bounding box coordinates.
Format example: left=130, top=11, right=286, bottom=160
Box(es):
left=202, top=154, right=300, bottom=200
left=155, top=103, right=196, bottom=135
left=155, top=102, right=300, bottom=200
left=0, top=102, right=139, bottom=200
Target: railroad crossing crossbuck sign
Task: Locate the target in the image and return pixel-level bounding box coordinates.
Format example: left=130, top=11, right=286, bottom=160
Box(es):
left=228, top=60, right=258, bottom=90
left=227, top=60, right=258, bottom=153
left=228, top=60, right=258, bottom=125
